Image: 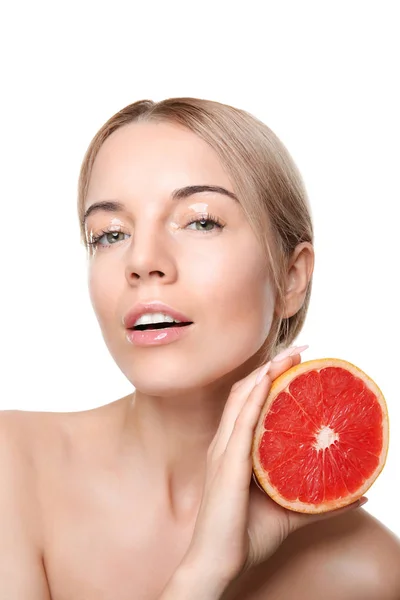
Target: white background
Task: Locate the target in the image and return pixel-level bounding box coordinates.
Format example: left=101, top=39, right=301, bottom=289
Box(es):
left=0, top=1, right=399, bottom=538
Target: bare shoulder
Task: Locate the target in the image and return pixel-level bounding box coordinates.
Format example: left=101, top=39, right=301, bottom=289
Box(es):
left=0, top=407, right=73, bottom=461
left=0, top=407, right=66, bottom=485
left=0, top=398, right=131, bottom=598
left=0, top=409, right=52, bottom=597
left=231, top=509, right=400, bottom=600
left=0, top=400, right=121, bottom=489
left=0, top=408, right=48, bottom=464
left=298, top=508, right=400, bottom=600
left=0, top=396, right=128, bottom=454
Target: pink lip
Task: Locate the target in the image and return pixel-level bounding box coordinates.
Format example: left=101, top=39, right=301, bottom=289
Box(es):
left=123, top=301, right=193, bottom=330
left=126, top=323, right=194, bottom=347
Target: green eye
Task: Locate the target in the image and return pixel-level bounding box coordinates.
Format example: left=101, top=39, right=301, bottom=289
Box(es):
left=88, top=230, right=128, bottom=248
left=185, top=213, right=224, bottom=232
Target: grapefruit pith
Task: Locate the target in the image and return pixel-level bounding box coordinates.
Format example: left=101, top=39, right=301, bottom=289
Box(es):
left=252, top=358, right=389, bottom=514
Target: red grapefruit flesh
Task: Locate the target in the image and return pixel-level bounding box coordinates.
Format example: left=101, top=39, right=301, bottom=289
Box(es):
left=252, top=358, right=389, bottom=513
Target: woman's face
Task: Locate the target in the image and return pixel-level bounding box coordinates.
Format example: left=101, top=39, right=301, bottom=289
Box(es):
left=84, top=121, right=276, bottom=395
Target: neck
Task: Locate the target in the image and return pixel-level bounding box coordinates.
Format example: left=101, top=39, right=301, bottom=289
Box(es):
left=120, top=352, right=263, bottom=522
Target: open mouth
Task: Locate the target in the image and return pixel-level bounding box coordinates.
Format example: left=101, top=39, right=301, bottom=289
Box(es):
left=131, top=322, right=193, bottom=331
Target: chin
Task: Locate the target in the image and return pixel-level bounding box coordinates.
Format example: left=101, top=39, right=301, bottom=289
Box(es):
left=112, top=335, right=263, bottom=396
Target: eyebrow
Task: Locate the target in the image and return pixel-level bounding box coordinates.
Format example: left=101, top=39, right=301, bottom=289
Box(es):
left=82, top=184, right=239, bottom=226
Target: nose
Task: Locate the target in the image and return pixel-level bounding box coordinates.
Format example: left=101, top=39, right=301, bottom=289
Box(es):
left=124, top=225, right=177, bottom=285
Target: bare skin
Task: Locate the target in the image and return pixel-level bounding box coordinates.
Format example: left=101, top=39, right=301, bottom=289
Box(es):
left=3, top=401, right=400, bottom=600
left=2, top=120, right=400, bottom=599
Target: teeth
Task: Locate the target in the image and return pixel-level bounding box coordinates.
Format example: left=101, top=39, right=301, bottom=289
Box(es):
left=134, top=312, right=181, bottom=327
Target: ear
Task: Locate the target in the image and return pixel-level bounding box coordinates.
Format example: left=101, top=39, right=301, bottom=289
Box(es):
left=278, top=242, right=314, bottom=319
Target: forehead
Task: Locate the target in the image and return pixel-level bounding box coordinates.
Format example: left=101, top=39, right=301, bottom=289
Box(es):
left=86, top=121, right=232, bottom=203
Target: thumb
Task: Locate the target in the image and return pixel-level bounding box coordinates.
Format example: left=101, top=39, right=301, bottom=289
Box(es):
left=288, top=497, right=368, bottom=534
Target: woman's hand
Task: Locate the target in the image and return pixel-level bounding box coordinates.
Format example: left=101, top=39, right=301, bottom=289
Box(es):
left=181, top=346, right=367, bottom=594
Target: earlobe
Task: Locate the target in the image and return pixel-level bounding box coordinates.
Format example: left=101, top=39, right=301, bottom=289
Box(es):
left=279, top=242, right=314, bottom=319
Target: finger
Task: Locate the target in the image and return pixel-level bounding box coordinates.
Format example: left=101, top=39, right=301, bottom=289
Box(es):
left=223, top=369, right=274, bottom=474
left=232, top=344, right=308, bottom=393
left=208, top=372, right=261, bottom=458
left=288, top=497, right=369, bottom=533
left=223, top=354, right=303, bottom=476
left=211, top=351, right=303, bottom=460
left=208, top=365, right=272, bottom=458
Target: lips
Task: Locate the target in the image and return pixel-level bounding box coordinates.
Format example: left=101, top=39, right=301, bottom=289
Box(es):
left=123, top=301, right=193, bottom=330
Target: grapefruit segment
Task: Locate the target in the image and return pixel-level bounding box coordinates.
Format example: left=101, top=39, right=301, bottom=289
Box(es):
left=252, top=358, right=389, bottom=513
left=288, top=369, right=323, bottom=423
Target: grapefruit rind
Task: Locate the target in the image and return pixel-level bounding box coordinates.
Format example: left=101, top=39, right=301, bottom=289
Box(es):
left=252, top=358, right=389, bottom=514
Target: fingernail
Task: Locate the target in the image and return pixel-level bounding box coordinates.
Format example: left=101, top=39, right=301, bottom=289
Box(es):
left=358, top=497, right=368, bottom=507
left=291, top=344, right=309, bottom=356
left=272, top=344, right=309, bottom=363
left=255, top=361, right=271, bottom=385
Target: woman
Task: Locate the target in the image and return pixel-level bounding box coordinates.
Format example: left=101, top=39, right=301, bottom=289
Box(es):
left=1, top=97, right=399, bottom=599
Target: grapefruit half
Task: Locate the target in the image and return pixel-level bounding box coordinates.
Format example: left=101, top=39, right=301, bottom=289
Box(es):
left=252, top=358, right=389, bottom=513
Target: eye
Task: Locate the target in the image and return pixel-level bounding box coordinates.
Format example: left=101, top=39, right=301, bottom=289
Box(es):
left=87, top=229, right=129, bottom=248
left=185, top=213, right=224, bottom=233
left=86, top=212, right=225, bottom=250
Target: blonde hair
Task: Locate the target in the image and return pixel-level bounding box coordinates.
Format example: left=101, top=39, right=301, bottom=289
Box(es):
left=77, top=97, right=314, bottom=364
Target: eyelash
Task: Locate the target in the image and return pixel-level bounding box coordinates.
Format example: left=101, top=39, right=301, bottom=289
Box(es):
left=87, top=213, right=225, bottom=249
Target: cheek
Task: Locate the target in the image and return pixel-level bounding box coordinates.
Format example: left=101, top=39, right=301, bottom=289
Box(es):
left=183, top=243, right=275, bottom=352
left=213, top=265, right=274, bottom=337
left=186, top=242, right=272, bottom=313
